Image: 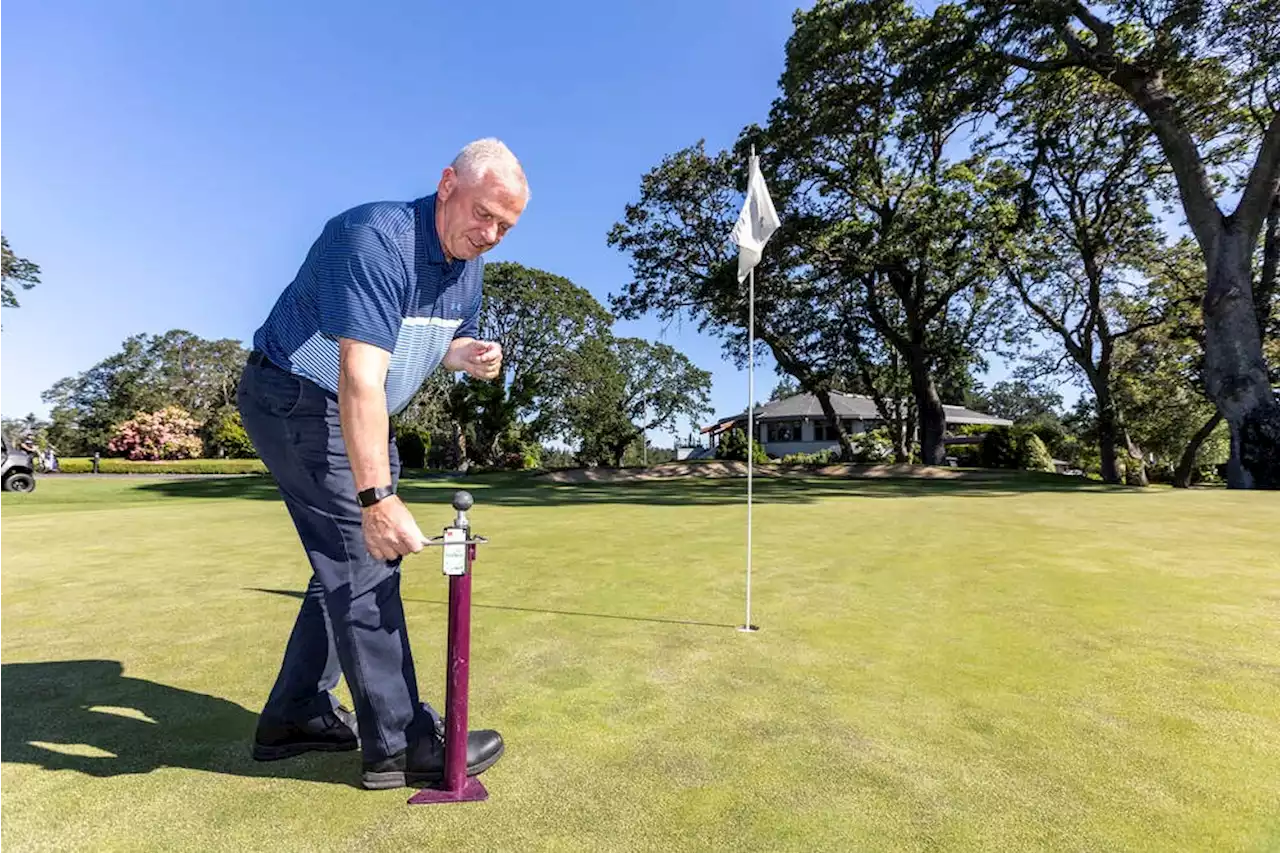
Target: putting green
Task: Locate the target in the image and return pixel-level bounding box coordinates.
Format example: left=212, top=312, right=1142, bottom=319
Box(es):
left=3, top=474, right=1278, bottom=852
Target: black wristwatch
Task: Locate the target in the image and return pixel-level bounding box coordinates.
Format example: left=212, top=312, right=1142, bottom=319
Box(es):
left=357, top=485, right=396, bottom=508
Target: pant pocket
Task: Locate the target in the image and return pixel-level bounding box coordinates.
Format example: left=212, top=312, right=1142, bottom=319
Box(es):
left=243, top=363, right=306, bottom=420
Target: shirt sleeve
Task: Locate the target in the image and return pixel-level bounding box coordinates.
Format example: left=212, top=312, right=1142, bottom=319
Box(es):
left=313, top=225, right=407, bottom=353
left=454, top=258, right=483, bottom=340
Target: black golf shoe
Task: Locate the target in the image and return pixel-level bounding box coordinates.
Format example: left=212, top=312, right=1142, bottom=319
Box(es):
left=361, top=728, right=504, bottom=790
left=252, top=705, right=359, bottom=761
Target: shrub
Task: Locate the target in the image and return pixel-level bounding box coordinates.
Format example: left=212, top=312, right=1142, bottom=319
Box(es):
left=781, top=448, right=840, bottom=466
left=426, top=441, right=455, bottom=470
left=949, top=444, right=982, bottom=467
left=979, top=426, right=1020, bottom=469
left=206, top=409, right=256, bottom=459
left=850, top=429, right=894, bottom=463
left=397, top=429, right=429, bottom=469
left=1020, top=415, right=1069, bottom=459
left=522, top=446, right=542, bottom=470
left=1019, top=433, right=1056, bottom=472
left=975, top=426, right=1058, bottom=472
left=108, top=406, right=204, bottom=461
left=499, top=432, right=541, bottom=470
left=716, top=428, right=768, bottom=464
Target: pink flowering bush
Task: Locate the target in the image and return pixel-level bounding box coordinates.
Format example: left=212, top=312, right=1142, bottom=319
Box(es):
left=108, top=406, right=204, bottom=460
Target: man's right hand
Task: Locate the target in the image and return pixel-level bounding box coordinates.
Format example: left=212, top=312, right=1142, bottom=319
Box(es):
left=361, top=496, right=428, bottom=561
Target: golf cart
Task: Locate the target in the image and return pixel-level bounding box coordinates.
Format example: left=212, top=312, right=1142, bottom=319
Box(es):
left=2, top=437, right=37, bottom=493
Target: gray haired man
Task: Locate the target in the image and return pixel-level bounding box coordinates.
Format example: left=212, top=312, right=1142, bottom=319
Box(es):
left=239, top=139, right=528, bottom=789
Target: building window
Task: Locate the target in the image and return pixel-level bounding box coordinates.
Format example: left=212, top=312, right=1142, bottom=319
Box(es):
left=766, top=420, right=803, bottom=442
left=814, top=419, right=859, bottom=441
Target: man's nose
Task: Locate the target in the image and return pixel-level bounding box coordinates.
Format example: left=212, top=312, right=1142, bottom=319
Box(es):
left=483, top=221, right=500, bottom=243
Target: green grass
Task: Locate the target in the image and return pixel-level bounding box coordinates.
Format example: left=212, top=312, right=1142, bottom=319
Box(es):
left=3, top=474, right=1279, bottom=852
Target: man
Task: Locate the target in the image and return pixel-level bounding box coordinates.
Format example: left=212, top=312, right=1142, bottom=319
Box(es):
left=237, top=138, right=528, bottom=790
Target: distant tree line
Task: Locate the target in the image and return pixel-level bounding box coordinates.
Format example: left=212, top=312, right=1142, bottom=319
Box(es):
left=9, top=262, right=711, bottom=470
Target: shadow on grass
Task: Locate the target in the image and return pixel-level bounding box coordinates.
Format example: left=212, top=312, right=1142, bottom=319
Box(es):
left=247, top=588, right=738, bottom=630
left=134, top=470, right=1127, bottom=507
left=0, top=660, right=361, bottom=788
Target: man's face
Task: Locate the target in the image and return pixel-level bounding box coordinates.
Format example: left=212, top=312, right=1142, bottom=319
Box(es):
left=435, top=167, right=527, bottom=261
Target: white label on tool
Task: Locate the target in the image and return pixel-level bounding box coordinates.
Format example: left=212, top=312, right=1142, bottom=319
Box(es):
left=441, top=527, right=467, bottom=576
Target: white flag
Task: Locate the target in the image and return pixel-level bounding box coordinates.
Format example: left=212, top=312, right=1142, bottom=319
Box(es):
left=730, top=153, right=781, bottom=282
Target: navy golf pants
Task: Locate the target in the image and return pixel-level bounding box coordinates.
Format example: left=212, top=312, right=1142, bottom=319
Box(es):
left=237, top=356, right=436, bottom=761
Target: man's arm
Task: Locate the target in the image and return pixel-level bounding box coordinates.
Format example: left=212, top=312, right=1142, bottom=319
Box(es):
left=339, top=338, right=393, bottom=492
left=339, top=337, right=425, bottom=561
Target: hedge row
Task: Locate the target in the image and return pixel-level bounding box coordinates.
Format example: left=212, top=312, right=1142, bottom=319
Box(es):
left=56, top=458, right=267, bottom=475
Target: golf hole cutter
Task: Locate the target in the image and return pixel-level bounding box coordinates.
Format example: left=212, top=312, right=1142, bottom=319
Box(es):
left=408, top=490, right=490, bottom=806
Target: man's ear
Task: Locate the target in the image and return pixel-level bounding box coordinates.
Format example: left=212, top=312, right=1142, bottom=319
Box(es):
left=437, top=166, right=457, bottom=201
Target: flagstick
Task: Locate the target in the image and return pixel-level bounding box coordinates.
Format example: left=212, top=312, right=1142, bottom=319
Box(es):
left=737, top=265, right=758, bottom=634
left=739, top=149, right=759, bottom=634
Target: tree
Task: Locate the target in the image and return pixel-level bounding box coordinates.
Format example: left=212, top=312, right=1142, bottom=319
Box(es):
left=562, top=336, right=713, bottom=468
left=2, top=235, right=41, bottom=310
left=769, top=377, right=800, bottom=401
left=1000, top=70, right=1176, bottom=484
left=42, top=330, right=248, bottom=455
left=147, top=330, right=247, bottom=419
left=968, top=379, right=1063, bottom=423
left=758, top=0, right=1018, bottom=465
left=2, top=414, right=51, bottom=450
left=608, top=3, right=1015, bottom=466
left=920, top=0, right=1280, bottom=487
left=607, top=143, right=864, bottom=462
left=444, top=262, right=613, bottom=468
left=44, top=336, right=168, bottom=454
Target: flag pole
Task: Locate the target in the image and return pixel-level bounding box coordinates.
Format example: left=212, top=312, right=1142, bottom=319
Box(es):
left=739, top=146, right=759, bottom=634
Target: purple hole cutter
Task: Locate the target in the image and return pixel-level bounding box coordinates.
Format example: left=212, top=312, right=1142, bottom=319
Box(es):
left=408, top=490, right=490, bottom=805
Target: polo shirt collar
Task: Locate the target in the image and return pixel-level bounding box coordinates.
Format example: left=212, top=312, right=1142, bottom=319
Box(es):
left=417, top=194, right=465, bottom=275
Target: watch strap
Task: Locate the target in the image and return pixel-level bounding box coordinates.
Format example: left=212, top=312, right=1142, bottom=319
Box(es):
left=357, top=485, right=395, bottom=508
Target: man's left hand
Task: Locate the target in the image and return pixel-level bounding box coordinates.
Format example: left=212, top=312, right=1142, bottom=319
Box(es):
left=450, top=339, right=503, bottom=381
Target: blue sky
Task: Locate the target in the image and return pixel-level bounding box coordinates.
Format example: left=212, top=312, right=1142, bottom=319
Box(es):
left=2, top=0, right=1019, bottom=442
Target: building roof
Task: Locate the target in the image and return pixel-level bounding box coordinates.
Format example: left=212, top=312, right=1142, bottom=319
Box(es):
left=702, top=391, right=1013, bottom=433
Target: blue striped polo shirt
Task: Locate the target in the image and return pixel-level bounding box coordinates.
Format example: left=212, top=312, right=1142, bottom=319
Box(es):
left=252, top=194, right=481, bottom=414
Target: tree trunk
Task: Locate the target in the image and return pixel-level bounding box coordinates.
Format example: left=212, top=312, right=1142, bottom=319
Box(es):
left=1096, top=387, right=1122, bottom=485
left=890, top=414, right=910, bottom=463
left=1174, top=410, right=1223, bottom=488
left=908, top=349, right=947, bottom=466
left=1203, top=227, right=1280, bottom=489
left=813, top=388, right=857, bottom=461
left=1122, top=429, right=1148, bottom=487
left=870, top=392, right=912, bottom=463
left=451, top=420, right=469, bottom=472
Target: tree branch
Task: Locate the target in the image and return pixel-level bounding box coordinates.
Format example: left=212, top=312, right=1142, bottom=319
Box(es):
left=1235, top=112, right=1280, bottom=244
left=861, top=273, right=910, bottom=354
left=1110, top=68, right=1223, bottom=251
left=994, top=49, right=1080, bottom=73
left=1003, top=261, right=1088, bottom=370
left=1054, top=22, right=1093, bottom=63
left=1070, top=2, right=1115, bottom=52
left=1112, top=313, right=1172, bottom=339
